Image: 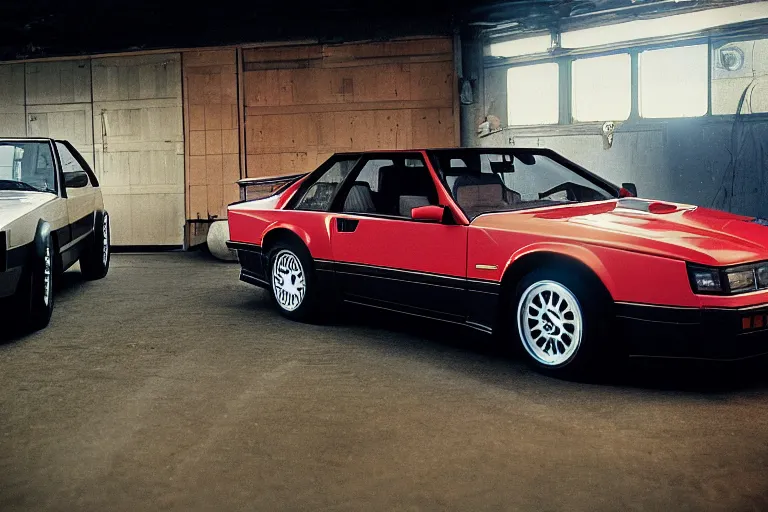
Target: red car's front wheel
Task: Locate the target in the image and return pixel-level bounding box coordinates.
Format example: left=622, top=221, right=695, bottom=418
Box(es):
left=512, top=267, right=611, bottom=378
left=517, top=280, right=584, bottom=367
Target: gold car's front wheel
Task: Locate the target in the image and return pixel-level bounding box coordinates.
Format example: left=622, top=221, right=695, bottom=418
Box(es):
left=16, top=232, right=55, bottom=332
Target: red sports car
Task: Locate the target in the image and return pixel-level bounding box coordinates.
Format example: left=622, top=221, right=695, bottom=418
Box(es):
left=227, top=148, right=768, bottom=377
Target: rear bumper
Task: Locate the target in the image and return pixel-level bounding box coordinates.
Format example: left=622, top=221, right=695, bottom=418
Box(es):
left=616, top=302, right=768, bottom=361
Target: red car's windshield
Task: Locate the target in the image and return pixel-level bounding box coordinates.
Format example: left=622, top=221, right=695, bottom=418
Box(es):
left=430, top=149, right=615, bottom=219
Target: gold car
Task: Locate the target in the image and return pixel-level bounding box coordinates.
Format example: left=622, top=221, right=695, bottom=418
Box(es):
left=0, top=138, right=110, bottom=331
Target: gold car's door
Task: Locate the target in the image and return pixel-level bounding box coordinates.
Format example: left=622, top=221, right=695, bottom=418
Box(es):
left=56, top=141, right=97, bottom=266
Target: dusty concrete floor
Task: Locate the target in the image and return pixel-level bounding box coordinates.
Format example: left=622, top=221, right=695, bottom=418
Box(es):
left=1, top=253, right=767, bottom=511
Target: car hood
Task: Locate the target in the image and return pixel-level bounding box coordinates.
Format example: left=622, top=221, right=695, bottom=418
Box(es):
left=0, top=190, right=56, bottom=230
left=470, top=198, right=768, bottom=266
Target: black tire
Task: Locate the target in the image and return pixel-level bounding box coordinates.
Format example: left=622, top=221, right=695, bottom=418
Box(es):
left=16, top=233, right=55, bottom=332
left=510, top=266, right=613, bottom=379
left=266, top=239, right=321, bottom=322
left=80, top=211, right=110, bottom=280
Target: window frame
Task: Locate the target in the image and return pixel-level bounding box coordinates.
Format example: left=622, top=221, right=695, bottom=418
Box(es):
left=489, top=31, right=768, bottom=129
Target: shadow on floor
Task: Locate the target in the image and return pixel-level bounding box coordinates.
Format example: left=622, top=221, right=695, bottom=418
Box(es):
left=0, top=269, right=90, bottom=345
left=320, top=304, right=768, bottom=394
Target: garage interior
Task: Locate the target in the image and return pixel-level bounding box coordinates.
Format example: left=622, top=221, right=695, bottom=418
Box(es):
left=1, top=0, right=768, bottom=510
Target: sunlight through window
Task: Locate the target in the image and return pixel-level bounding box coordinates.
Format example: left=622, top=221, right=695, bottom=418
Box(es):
left=507, top=63, right=559, bottom=126
left=572, top=54, right=631, bottom=122
left=639, top=45, right=708, bottom=118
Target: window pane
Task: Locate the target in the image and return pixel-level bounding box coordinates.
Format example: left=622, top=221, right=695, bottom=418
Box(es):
left=295, top=159, right=356, bottom=211
left=355, top=159, right=393, bottom=193
left=343, top=156, right=437, bottom=218
left=639, top=45, right=708, bottom=118
left=507, top=63, right=559, bottom=126
left=712, top=37, right=768, bottom=115
left=0, top=141, right=56, bottom=193
left=56, top=142, right=86, bottom=175
left=491, top=35, right=552, bottom=58
left=572, top=54, right=631, bottom=122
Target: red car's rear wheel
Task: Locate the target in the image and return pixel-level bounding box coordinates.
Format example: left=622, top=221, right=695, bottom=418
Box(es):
left=267, top=240, right=320, bottom=322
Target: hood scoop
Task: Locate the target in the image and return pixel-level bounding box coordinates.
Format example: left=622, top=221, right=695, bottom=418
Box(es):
left=615, top=198, right=689, bottom=215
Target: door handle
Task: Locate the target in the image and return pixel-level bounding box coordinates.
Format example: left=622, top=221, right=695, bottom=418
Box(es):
left=336, top=218, right=359, bottom=233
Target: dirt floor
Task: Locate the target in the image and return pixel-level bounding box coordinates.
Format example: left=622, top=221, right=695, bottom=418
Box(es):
left=1, top=253, right=767, bottom=511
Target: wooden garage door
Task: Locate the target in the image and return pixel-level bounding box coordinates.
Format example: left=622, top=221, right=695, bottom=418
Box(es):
left=182, top=49, right=241, bottom=222
left=0, top=64, right=26, bottom=137
left=25, top=60, right=95, bottom=169
left=92, top=53, right=184, bottom=246
left=243, top=38, right=457, bottom=179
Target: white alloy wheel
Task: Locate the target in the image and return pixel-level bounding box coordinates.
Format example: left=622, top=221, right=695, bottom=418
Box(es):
left=517, top=280, right=583, bottom=367
left=102, top=213, right=110, bottom=266
left=43, top=244, right=52, bottom=307
left=271, top=250, right=306, bottom=311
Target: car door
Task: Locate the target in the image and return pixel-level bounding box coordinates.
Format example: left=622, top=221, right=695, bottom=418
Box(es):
left=329, top=153, right=468, bottom=321
left=55, top=141, right=96, bottom=260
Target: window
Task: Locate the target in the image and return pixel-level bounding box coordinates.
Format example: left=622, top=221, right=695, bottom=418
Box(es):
left=294, top=158, right=356, bottom=211
left=0, top=141, right=56, bottom=193
left=56, top=142, right=90, bottom=185
left=712, top=37, right=768, bottom=115
left=433, top=149, right=613, bottom=219
left=561, top=3, right=768, bottom=49
left=572, top=54, right=631, bottom=122
left=340, top=155, right=438, bottom=218
left=507, top=63, right=559, bottom=126
left=490, top=35, right=552, bottom=58
left=639, top=45, right=708, bottom=118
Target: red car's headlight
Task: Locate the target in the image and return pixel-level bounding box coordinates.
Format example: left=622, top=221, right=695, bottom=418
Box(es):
left=688, top=263, right=768, bottom=295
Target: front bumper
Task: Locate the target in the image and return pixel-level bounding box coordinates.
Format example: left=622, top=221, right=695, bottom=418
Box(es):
left=616, top=302, right=768, bottom=360
left=0, top=267, right=23, bottom=299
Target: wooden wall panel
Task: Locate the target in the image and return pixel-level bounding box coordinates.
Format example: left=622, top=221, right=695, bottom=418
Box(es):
left=92, top=53, right=185, bottom=246
left=243, top=37, right=457, bottom=178
left=24, top=60, right=95, bottom=169
left=0, top=64, right=28, bottom=137
left=183, top=49, right=240, bottom=222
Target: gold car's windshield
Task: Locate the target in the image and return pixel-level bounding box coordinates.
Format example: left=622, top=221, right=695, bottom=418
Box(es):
left=0, top=141, right=57, bottom=194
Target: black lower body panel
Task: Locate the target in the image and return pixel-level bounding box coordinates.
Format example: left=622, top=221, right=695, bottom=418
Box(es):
left=616, top=302, right=768, bottom=360
left=227, top=241, right=267, bottom=288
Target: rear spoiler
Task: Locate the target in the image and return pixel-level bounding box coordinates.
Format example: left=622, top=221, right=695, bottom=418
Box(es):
left=236, top=173, right=308, bottom=202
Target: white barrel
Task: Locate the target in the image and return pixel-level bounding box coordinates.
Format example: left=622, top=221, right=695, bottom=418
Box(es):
left=207, top=220, right=238, bottom=261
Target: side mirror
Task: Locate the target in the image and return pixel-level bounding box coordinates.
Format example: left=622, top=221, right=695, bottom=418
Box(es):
left=64, top=170, right=89, bottom=188
left=620, top=182, right=637, bottom=197
left=411, top=205, right=446, bottom=223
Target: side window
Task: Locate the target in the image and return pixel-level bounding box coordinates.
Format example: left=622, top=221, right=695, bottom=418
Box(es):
left=56, top=142, right=91, bottom=188
left=341, top=155, right=438, bottom=218
left=294, top=158, right=356, bottom=211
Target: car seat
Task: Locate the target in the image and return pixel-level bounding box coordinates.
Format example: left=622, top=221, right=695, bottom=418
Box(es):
left=344, top=182, right=377, bottom=213
left=377, top=165, right=437, bottom=216
left=453, top=173, right=520, bottom=217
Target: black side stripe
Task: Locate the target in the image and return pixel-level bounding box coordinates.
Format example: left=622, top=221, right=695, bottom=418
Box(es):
left=315, top=259, right=502, bottom=291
